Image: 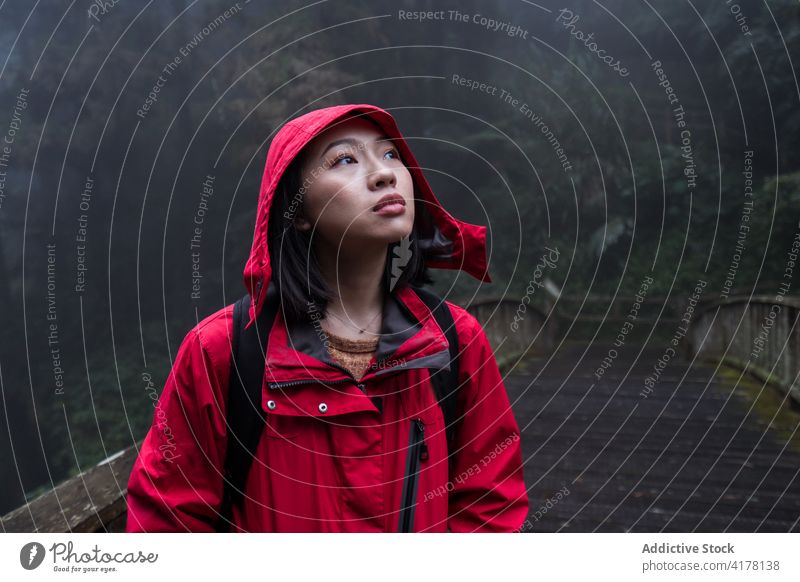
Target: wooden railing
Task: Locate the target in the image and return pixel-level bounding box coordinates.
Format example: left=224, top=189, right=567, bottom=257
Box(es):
left=688, top=295, right=800, bottom=405
left=464, top=296, right=558, bottom=365
left=1, top=446, right=139, bottom=532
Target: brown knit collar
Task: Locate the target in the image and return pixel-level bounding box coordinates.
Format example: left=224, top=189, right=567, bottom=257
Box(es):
left=325, top=330, right=379, bottom=353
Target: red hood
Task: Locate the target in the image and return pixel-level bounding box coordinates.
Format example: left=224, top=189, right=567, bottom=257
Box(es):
left=243, top=103, right=491, bottom=327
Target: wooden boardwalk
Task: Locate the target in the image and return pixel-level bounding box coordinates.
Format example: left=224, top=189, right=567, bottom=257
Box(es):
left=507, top=343, right=800, bottom=532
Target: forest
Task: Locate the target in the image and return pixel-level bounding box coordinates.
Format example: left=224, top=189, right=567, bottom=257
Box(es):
left=0, top=0, right=798, bottom=514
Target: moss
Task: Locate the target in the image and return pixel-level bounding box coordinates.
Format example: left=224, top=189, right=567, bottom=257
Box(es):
left=497, top=349, right=546, bottom=375
left=712, top=358, right=800, bottom=454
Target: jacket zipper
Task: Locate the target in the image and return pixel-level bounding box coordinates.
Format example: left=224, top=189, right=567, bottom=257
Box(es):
left=268, top=378, right=371, bottom=400
left=398, top=418, right=428, bottom=532
left=267, top=377, right=354, bottom=390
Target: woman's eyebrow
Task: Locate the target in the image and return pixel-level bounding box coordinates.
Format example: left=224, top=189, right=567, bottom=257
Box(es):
left=319, top=135, right=394, bottom=159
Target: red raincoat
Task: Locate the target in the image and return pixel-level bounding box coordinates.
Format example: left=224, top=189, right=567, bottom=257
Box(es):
left=125, top=104, right=528, bottom=532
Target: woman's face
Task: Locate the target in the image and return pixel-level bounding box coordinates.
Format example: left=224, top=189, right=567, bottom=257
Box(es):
left=294, top=117, right=415, bottom=252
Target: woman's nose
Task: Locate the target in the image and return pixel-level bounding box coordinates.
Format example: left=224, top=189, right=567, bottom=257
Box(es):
left=367, top=162, right=396, bottom=190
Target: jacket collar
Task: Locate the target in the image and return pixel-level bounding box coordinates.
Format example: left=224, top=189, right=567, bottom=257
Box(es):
left=264, top=286, right=452, bottom=388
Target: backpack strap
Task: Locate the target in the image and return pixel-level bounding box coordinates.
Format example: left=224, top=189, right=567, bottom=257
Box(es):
left=411, top=286, right=461, bottom=475
left=216, top=282, right=277, bottom=532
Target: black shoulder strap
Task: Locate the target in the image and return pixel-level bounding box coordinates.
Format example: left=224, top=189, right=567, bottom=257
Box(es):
left=216, top=282, right=277, bottom=532
left=411, top=286, right=461, bottom=471
left=216, top=284, right=461, bottom=530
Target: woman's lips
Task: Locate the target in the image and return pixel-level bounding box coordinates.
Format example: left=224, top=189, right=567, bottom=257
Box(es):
left=373, top=201, right=406, bottom=216
left=372, top=195, right=406, bottom=216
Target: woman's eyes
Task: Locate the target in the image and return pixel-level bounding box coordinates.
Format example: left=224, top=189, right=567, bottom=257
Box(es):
left=331, top=148, right=399, bottom=167
left=331, top=154, right=355, bottom=166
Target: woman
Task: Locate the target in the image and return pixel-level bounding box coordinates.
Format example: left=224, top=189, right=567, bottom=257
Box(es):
left=125, top=104, right=528, bottom=532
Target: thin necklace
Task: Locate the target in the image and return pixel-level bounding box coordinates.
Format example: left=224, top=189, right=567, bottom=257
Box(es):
left=324, top=308, right=382, bottom=335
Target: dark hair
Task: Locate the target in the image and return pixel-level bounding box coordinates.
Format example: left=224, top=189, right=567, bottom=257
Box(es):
left=267, top=149, right=432, bottom=323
